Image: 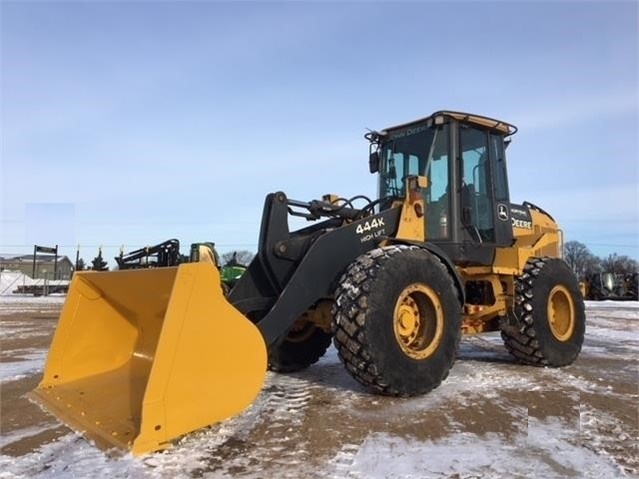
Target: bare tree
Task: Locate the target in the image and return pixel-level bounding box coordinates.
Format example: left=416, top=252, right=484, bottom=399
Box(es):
left=220, top=250, right=255, bottom=267
left=601, top=253, right=639, bottom=275
left=582, top=254, right=602, bottom=278
left=563, top=241, right=600, bottom=280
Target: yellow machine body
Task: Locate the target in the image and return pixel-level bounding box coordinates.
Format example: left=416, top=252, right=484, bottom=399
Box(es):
left=29, top=262, right=267, bottom=455
left=457, top=209, right=563, bottom=333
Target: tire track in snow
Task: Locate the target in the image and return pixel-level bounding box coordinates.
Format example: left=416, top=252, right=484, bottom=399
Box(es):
left=188, top=373, right=316, bottom=477
left=245, top=374, right=314, bottom=475
left=579, top=405, right=638, bottom=477
left=325, top=443, right=361, bottom=479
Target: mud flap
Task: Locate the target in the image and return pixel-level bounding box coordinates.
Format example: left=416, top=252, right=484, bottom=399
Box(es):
left=28, top=263, right=267, bottom=455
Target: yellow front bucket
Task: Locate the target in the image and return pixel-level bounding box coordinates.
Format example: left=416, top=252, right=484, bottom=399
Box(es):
left=29, top=263, right=267, bottom=455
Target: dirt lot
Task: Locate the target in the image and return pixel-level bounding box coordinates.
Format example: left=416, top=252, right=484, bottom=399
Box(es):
left=1, top=296, right=637, bottom=478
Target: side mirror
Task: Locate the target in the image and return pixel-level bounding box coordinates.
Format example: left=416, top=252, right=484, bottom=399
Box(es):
left=369, top=151, right=380, bottom=173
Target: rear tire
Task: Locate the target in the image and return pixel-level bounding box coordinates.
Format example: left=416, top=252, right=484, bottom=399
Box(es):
left=500, top=257, right=585, bottom=366
left=332, top=245, right=462, bottom=396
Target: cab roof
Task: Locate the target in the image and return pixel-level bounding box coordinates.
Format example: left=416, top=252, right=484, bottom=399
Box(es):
left=383, top=110, right=518, bottom=136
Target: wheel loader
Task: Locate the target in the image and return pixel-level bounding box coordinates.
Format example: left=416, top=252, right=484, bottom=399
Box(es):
left=115, top=239, right=181, bottom=269
left=30, top=110, right=585, bottom=455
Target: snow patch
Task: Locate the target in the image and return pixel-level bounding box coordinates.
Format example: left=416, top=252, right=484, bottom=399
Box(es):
left=0, top=350, right=47, bottom=382
left=337, top=420, right=623, bottom=479
left=0, top=434, right=148, bottom=479
left=0, top=323, right=49, bottom=340
left=585, top=300, right=639, bottom=309
left=0, top=271, right=35, bottom=296
left=587, top=325, right=639, bottom=344
left=0, top=295, right=65, bottom=315
left=0, top=426, right=54, bottom=448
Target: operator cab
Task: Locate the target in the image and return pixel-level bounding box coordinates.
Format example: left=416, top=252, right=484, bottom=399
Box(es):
left=368, top=111, right=517, bottom=266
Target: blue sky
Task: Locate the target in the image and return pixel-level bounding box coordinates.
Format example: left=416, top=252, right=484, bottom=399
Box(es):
left=1, top=1, right=637, bottom=266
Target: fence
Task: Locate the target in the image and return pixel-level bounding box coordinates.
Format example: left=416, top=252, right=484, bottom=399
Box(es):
left=0, top=270, right=70, bottom=296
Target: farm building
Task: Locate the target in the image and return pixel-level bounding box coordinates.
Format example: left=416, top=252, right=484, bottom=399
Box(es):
left=0, top=254, right=74, bottom=280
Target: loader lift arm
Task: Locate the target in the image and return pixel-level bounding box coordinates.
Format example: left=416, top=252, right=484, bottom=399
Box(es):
left=229, top=191, right=403, bottom=345
left=115, top=239, right=181, bottom=269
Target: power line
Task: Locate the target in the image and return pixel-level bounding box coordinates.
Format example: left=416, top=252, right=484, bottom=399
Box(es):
left=0, top=221, right=259, bottom=226
left=583, top=243, right=638, bottom=248
left=2, top=242, right=636, bottom=249
left=0, top=243, right=258, bottom=248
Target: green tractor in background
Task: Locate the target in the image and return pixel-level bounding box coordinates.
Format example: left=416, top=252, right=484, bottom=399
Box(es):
left=189, top=243, right=248, bottom=291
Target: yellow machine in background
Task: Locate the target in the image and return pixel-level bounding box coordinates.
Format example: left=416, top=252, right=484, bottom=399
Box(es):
left=31, top=111, right=585, bottom=455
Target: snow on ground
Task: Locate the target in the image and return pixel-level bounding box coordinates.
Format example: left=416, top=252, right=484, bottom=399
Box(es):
left=0, top=299, right=637, bottom=478
left=0, top=295, right=66, bottom=315
left=342, top=420, right=623, bottom=479
left=586, top=300, right=639, bottom=309
left=0, top=316, right=56, bottom=340
left=587, top=325, right=638, bottom=342
left=0, top=434, right=148, bottom=479
left=0, top=426, right=56, bottom=450
left=0, top=323, right=47, bottom=340
left=0, top=349, right=48, bottom=383
left=0, top=419, right=625, bottom=479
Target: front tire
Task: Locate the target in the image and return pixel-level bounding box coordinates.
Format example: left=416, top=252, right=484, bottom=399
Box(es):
left=332, top=245, right=462, bottom=396
left=268, top=314, right=332, bottom=373
left=500, top=257, right=585, bottom=366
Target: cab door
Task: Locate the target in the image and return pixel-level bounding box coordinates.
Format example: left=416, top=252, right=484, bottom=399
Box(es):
left=488, top=132, right=514, bottom=247
left=456, top=124, right=513, bottom=265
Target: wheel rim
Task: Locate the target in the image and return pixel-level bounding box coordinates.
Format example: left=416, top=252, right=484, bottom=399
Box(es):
left=286, top=320, right=316, bottom=343
left=393, top=283, right=444, bottom=360
left=547, top=285, right=575, bottom=342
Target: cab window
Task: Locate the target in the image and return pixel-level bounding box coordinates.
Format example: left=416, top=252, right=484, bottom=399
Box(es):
left=460, top=125, right=495, bottom=242
left=425, top=125, right=450, bottom=240
left=490, top=133, right=509, bottom=202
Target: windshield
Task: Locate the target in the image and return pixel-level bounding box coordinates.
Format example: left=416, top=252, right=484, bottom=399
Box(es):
left=379, top=124, right=435, bottom=198
left=377, top=124, right=451, bottom=240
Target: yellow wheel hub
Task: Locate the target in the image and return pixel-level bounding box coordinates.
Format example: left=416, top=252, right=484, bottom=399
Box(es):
left=547, top=285, right=575, bottom=342
left=393, top=283, right=444, bottom=360
left=286, top=319, right=316, bottom=343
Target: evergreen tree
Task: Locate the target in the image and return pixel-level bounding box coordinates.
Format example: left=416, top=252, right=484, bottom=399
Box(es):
left=75, top=258, right=86, bottom=271
left=91, top=254, right=109, bottom=271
